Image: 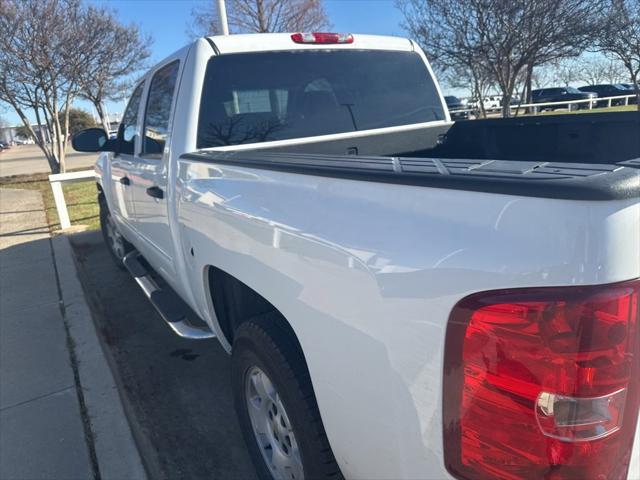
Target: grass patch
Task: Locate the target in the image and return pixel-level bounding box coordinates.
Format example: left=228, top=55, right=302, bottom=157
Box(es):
left=510, top=104, right=639, bottom=117
left=0, top=171, right=99, bottom=232
left=539, top=104, right=638, bottom=115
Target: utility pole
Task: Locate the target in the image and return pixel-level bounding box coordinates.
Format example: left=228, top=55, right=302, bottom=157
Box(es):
left=217, top=0, right=230, bottom=35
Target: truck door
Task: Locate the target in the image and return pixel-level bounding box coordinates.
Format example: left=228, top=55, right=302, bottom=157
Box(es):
left=109, top=81, right=144, bottom=228
left=128, top=59, right=181, bottom=277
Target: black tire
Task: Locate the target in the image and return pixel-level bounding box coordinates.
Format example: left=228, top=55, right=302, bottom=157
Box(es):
left=232, top=312, right=343, bottom=480
left=99, top=194, right=133, bottom=269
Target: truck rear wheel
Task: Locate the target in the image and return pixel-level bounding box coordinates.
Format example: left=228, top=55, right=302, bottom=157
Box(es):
left=99, top=195, right=132, bottom=268
left=232, top=313, right=343, bottom=480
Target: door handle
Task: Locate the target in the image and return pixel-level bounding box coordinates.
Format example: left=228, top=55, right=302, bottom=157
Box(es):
left=146, top=186, right=164, bottom=199
left=119, top=176, right=130, bottom=186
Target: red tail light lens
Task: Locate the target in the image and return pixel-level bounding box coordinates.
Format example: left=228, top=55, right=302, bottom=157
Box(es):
left=443, top=280, right=640, bottom=480
left=291, top=32, right=354, bottom=44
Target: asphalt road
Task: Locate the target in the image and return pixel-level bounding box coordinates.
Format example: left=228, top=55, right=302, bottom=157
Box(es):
left=0, top=144, right=98, bottom=177
left=69, top=231, right=258, bottom=480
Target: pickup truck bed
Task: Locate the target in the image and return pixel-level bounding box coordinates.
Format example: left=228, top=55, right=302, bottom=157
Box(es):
left=186, top=111, right=640, bottom=201
left=257, top=111, right=640, bottom=165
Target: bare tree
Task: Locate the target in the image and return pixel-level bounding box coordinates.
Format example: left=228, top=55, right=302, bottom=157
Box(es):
left=577, top=56, right=627, bottom=86
left=530, top=65, right=554, bottom=89
left=188, top=0, right=330, bottom=36
left=440, top=66, right=496, bottom=118
left=0, top=0, right=146, bottom=173
left=400, top=0, right=601, bottom=117
left=594, top=0, right=640, bottom=109
left=399, top=0, right=497, bottom=118
left=548, top=58, right=581, bottom=86
left=78, top=8, right=152, bottom=132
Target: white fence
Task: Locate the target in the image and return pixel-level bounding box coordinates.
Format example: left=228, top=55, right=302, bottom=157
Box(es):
left=48, top=169, right=95, bottom=229
left=449, top=93, right=638, bottom=117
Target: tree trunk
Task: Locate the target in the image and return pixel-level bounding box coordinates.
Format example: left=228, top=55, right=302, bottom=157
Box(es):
left=624, top=67, right=640, bottom=111
left=513, top=81, right=527, bottom=118
left=45, top=150, right=61, bottom=174
left=33, top=107, right=60, bottom=173
left=501, top=93, right=512, bottom=118
left=471, top=72, right=487, bottom=119
left=525, top=64, right=534, bottom=105
left=59, top=96, right=74, bottom=174
left=95, top=101, right=111, bottom=133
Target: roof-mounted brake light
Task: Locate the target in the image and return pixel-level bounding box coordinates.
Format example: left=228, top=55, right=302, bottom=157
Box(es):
left=291, top=32, right=354, bottom=44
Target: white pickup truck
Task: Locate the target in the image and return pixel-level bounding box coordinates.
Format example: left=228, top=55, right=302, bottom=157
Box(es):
left=72, top=32, right=640, bottom=480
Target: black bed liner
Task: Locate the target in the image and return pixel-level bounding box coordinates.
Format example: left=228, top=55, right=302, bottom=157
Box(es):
left=181, top=150, right=640, bottom=201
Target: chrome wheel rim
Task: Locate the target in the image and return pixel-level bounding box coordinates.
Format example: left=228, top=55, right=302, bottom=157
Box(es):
left=245, top=366, right=304, bottom=480
left=105, top=213, right=126, bottom=260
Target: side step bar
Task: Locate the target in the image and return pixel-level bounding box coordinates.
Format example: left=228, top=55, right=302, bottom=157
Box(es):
left=123, top=251, right=216, bottom=340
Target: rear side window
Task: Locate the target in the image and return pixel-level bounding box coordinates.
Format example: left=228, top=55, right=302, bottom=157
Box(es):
left=197, top=50, right=445, bottom=148
left=118, top=82, right=144, bottom=155
left=143, top=60, right=180, bottom=157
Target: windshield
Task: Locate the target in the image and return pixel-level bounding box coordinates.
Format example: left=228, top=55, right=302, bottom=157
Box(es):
left=197, top=50, right=445, bottom=148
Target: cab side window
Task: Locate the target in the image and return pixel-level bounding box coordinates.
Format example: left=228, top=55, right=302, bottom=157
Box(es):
left=118, top=82, right=144, bottom=155
left=142, top=61, right=180, bottom=157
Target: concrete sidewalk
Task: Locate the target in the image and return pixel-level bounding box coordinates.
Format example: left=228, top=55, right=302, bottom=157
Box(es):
left=0, top=188, right=145, bottom=480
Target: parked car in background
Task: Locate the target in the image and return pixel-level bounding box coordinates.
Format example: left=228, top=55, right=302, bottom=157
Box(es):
left=444, top=95, right=469, bottom=120
left=477, top=95, right=502, bottom=110
left=578, top=84, right=636, bottom=106
left=531, top=87, right=596, bottom=110
left=620, top=83, right=639, bottom=93
left=621, top=84, right=640, bottom=102
left=0, top=141, right=11, bottom=151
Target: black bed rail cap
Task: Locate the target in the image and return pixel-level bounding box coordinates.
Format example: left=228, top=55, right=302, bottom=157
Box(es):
left=180, top=151, right=640, bottom=201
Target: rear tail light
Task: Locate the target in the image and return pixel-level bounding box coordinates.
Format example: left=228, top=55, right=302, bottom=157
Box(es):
left=291, top=32, right=353, bottom=44
left=443, top=279, right=640, bottom=480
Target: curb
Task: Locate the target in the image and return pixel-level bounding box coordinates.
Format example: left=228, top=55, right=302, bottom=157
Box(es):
left=51, top=235, right=147, bottom=480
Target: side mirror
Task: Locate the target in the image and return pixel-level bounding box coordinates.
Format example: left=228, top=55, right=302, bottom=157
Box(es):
left=72, top=128, right=115, bottom=152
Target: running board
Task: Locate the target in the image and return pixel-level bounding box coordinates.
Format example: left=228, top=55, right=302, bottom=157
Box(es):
left=123, top=251, right=216, bottom=340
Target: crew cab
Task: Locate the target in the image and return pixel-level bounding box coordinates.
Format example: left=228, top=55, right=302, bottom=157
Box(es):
left=73, top=32, right=640, bottom=480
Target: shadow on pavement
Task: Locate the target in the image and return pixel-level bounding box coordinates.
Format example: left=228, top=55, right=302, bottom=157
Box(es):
left=69, top=231, right=258, bottom=480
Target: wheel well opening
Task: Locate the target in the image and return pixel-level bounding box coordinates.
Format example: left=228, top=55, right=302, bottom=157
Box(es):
left=207, top=266, right=296, bottom=345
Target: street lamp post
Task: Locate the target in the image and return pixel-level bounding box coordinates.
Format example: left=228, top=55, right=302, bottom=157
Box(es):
left=217, top=0, right=230, bottom=35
